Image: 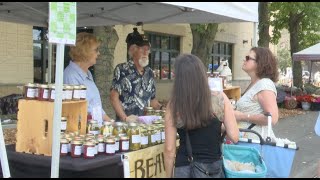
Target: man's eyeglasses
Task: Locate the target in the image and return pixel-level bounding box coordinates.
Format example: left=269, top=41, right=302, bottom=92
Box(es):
left=245, top=55, right=256, bottom=61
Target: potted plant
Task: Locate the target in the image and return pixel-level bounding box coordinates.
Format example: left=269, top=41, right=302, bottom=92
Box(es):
left=296, top=94, right=314, bottom=110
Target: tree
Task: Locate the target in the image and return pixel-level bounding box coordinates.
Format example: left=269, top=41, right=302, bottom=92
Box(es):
left=269, top=2, right=320, bottom=88
left=277, top=47, right=291, bottom=73
left=190, top=24, right=219, bottom=66
left=258, top=2, right=270, bottom=47
left=93, top=26, right=119, bottom=119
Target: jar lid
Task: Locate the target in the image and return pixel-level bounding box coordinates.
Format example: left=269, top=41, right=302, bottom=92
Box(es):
left=71, top=140, right=82, bottom=145
left=80, top=85, right=87, bottom=89
left=61, top=117, right=67, bottom=121
left=155, top=110, right=161, bottom=113
left=145, top=106, right=153, bottom=110
left=90, top=120, right=98, bottom=124
left=97, top=137, right=104, bottom=142
left=128, top=122, right=137, bottom=127
left=73, top=85, right=81, bottom=89
left=49, top=84, right=55, bottom=89
left=103, top=121, right=112, bottom=126
left=60, top=138, right=69, bottom=144
left=65, top=85, right=73, bottom=90
left=105, top=138, right=115, bottom=143
left=25, top=83, right=35, bottom=87
left=152, top=120, right=162, bottom=124
left=120, top=136, right=129, bottom=140
left=39, top=84, right=49, bottom=88
left=84, top=141, right=95, bottom=146
left=115, top=122, right=123, bottom=126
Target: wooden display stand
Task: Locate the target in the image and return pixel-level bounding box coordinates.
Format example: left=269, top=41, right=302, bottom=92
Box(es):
left=223, top=86, right=241, bottom=100
left=16, top=99, right=87, bottom=156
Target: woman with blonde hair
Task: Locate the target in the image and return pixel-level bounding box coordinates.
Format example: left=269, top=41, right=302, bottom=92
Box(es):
left=164, top=54, right=239, bottom=178
left=64, top=32, right=111, bottom=123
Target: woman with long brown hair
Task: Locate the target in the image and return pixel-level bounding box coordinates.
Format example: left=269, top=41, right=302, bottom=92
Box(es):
left=164, top=54, right=239, bottom=178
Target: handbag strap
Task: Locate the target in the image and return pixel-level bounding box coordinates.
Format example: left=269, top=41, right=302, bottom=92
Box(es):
left=185, top=130, right=194, bottom=162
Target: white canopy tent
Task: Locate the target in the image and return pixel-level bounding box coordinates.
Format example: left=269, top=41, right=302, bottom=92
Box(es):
left=0, top=2, right=258, bottom=178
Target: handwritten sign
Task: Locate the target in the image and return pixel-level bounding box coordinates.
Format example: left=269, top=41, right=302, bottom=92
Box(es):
left=49, top=2, right=76, bottom=45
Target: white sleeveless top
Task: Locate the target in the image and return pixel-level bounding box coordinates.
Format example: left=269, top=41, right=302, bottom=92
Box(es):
left=236, top=78, right=277, bottom=141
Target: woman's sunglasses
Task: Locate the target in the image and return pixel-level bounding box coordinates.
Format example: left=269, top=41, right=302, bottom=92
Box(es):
left=245, top=55, right=256, bottom=61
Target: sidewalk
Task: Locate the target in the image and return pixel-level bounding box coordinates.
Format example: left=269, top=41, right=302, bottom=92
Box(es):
left=273, top=110, right=320, bottom=178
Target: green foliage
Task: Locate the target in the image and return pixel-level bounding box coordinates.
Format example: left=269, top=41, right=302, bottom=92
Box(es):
left=277, top=47, right=291, bottom=72
left=269, top=2, right=320, bottom=48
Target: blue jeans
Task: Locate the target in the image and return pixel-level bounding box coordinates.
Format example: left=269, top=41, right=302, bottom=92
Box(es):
left=174, top=160, right=225, bottom=178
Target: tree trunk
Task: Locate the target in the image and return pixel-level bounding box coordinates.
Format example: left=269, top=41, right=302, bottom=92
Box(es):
left=93, top=26, right=119, bottom=119
left=258, top=2, right=270, bottom=47
left=190, top=24, right=218, bottom=66
left=288, top=13, right=302, bottom=88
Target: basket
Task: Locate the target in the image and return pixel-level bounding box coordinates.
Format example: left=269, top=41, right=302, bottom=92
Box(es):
left=222, top=144, right=267, bottom=178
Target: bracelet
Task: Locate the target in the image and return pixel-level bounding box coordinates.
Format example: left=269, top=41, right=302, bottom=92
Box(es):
left=247, top=114, right=250, bottom=123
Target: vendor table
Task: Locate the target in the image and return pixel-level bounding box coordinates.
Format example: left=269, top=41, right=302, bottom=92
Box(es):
left=4, top=144, right=124, bottom=178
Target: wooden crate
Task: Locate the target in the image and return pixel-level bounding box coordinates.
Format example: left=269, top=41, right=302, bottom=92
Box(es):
left=223, top=86, right=241, bottom=100
left=16, top=99, right=87, bottom=156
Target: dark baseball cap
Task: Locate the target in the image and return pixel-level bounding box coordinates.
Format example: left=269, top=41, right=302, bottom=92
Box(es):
left=126, top=28, right=150, bottom=47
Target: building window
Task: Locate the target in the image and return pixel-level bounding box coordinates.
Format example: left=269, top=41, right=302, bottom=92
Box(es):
left=33, top=27, right=49, bottom=83
left=209, top=42, right=233, bottom=73
left=146, top=33, right=180, bottom=80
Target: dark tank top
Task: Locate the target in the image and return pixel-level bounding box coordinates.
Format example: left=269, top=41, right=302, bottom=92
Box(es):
left=175, top=117, right=222, bottom=167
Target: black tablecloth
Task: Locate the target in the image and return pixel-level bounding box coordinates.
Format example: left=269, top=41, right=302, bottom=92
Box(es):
left=3, top=144, right=124, bottom=178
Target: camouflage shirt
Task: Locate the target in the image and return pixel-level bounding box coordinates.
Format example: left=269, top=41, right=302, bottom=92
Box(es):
left=111, top=60, right=156, bottom=117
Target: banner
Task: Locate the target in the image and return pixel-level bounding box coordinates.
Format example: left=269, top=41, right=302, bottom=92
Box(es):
left=122, top=143, right=166, bottom=178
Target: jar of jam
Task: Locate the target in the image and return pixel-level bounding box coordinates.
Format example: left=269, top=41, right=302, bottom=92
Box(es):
left=60, top=138, right=69, bottom=156
left=83, top=141, right=95, bottom=159
left=37, top=84, right=49, bottom=101
left=154, top=110, right=161, bottom=117
left=101, top=121, right=113, bottom=137
left=144, top=106, right=154, bottom=116
left=112, top=122, right=126, bottom=137
left=159, top=125, right=165, bottom=143
left=140, top=128, right=149, bottom=149
left=93, top=139, right=98, bottom=155
left=61, top=117, right=67, bottom=133
left=114, top=136, right=120, bottom=153
left=153, top=125, right=162, bottom=144
left=67, top=137, right=72, bottom=153
left=48, top=84, right=56, bottom=102
left=73, top=85, right=81, bottom=101
left=71, top=140, right=82, bottom=158
left=105, top=137, right=116, bottom=155
left=80, top=85, right=87, bottom=100
left=87, top=120, right=100, bottom=135
left=128, top=122, right=141, bottom=151
left=147, top=126, right=156, bottom=146
left=34, top=83, right=40, bottom=99
left=23, top=83, right=36, bottom=100
left=119, top=135, right=130, bottom=152
left=97, top=137, right=105, bottom=154
left=64, top=85, right=73, bottom=101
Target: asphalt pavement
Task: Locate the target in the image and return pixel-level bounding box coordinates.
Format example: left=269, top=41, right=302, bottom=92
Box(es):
left=273, top=110, right=320, bottom=178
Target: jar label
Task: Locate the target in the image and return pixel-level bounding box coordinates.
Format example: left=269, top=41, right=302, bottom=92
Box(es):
left=81, top=90, right=87, bottom=99
left=34, top=88, right=39, bottom=97
left=61, top=121, right=67, bottom=131
left=66, top=90, right=73, bottom=100
left=98, top=143, right=105, bottom=152
left=86, top=147, right=95, bottom=157
left=161, top=131, right=165, bottom=141
left=151, top=134, right=157, bottom=143
left=43, top=89, right=49, bottom=99
left=74, top=90, right=81, bottom=99
left=122, top=141, right=129, bottom=150
left=51, top=90, right=55, bottom=100
left=61, top=144, right=68, bottom=154
left=27, top=88, right=35, bottom=98
left=106, top=144, right=115, bottom=154
left=74, top=145, right=82, bottom=155
left=89, top=130, right=99, bottom=135
left=141, top=136, right=148, bottom=145
left=132, top=135, right=141, bottom=144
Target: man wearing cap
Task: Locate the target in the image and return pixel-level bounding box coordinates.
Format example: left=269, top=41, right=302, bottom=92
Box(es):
left=110, top=28, right=163, bottom=122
